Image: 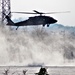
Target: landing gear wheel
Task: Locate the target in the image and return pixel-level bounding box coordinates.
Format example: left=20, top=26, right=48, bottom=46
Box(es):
left=43, top=24, right=45, bottom=27
left=47, top=24, right=49, bottom=27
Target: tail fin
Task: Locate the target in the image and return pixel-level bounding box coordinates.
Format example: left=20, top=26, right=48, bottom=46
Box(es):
left=6, top=16, right=15, bottom=25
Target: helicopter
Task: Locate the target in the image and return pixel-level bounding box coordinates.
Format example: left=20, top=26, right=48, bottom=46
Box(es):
left=5, top=10, right=69, bottom=30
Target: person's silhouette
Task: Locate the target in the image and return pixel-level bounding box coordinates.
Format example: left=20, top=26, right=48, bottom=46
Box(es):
left=38, top=67, right=47, bottom=75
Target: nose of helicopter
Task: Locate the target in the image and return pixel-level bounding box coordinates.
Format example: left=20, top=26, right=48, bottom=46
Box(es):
left=54, top=19, right=57, bottom=23
left=50, top=18, right=57, bottom=24
left=51, top=19, right=57, bottom=24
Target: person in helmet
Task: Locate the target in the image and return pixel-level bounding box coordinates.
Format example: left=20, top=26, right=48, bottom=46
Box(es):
left=38, top=67, right=48, bottom=75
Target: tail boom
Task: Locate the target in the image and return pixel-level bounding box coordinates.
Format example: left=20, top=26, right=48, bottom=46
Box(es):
left=6, top=16, right=15, bottom=26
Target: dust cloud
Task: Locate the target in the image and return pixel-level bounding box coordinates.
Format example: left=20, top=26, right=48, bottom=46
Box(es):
left=0, top=22, right=75, bottom=66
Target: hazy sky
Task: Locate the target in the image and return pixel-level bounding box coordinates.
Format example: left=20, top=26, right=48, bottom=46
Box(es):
left=11, top=0, right=75, bottom=26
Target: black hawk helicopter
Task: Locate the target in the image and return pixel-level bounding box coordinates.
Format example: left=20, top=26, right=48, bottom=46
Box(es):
left=5, top=10, right=69, bottom=30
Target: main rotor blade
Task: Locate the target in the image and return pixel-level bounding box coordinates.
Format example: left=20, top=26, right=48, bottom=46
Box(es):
left=33, top=10, right=44, bottom=14
left=43, top=11, right=70, bottom=14
left=12, top=10, right=45, bottom=14
left=12, top=11, right=70, bottom=14
left=12, top=12, right=37, bottom=14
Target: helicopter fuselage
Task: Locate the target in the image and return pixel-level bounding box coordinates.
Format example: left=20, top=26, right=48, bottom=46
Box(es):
left=15, top=16, right=57, bottom=26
